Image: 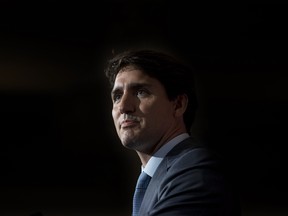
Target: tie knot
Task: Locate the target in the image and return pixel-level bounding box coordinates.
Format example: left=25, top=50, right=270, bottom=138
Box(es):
left=136, top=171, right=151, bottom=189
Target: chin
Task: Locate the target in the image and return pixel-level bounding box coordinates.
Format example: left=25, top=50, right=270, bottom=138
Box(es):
left=121, top=138, right=140, bottom=150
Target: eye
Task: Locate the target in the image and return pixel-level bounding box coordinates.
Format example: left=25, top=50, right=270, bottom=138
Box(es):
left=112, top=92, right=122, bottom=102
left=136, top=89, right=150, bottom=98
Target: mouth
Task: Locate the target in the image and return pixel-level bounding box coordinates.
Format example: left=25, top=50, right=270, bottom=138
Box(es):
left=121, top=120, right=139, bottom=128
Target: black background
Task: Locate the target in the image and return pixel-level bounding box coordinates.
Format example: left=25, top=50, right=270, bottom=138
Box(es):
left=0, top=2, right=288, bottom=216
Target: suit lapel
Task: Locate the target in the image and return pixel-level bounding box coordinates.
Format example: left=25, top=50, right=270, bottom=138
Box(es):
left=139, top=137, right=202, bottom=214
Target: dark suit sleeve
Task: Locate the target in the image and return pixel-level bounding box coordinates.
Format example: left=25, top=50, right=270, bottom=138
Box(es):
left=146, top=148, right=239, bottom=216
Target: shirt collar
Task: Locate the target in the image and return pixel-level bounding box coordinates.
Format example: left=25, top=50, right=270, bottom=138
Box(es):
left=143, top=133, right=190, bottom=177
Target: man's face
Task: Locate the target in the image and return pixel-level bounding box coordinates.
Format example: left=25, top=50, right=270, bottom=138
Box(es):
left=111, top=66, right=177, bottom=154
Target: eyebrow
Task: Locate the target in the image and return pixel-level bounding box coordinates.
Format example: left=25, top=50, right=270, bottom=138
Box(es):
left=111, top=83, right=153, bottom=95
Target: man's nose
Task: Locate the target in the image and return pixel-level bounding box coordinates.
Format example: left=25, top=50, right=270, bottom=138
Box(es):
left=119, top=93, right=136, bottom=114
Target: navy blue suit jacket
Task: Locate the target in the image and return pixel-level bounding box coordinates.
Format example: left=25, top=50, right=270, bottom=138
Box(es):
left=139, top=137, right=240, bottom=216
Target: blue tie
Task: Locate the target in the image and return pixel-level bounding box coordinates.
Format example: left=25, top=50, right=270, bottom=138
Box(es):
left=132, top=171, right=151, bottom=216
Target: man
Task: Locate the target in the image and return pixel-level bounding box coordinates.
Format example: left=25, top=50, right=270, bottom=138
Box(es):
left=104, top=49, right=240, bottom=216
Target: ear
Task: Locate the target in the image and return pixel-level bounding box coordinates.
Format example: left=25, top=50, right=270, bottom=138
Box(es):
left=173, top=94, right=188, bottom=117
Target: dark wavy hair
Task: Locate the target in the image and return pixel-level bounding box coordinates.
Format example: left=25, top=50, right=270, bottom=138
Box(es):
left=104, top=49, right=198, bottom=133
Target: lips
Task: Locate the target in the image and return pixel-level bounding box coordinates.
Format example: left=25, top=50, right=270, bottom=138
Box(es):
left=121, top=120, right=139, bottom=128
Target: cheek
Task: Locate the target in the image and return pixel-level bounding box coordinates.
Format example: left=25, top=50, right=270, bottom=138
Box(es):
left=142, top=101, right=174, bottom=121
left=112, top=108, right=118, bottom=124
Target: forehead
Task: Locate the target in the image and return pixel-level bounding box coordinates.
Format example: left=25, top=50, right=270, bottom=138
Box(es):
left=113, top=67, right=157, bottom=87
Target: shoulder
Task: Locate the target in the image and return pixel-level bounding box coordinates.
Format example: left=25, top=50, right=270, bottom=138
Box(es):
left=166, top=137, right=222, bottom=171
left=144, top=137, right=241, bottom=216
left=158, top=137, right=228, bottom=191
left=155, top=138, right=229, bottom=198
